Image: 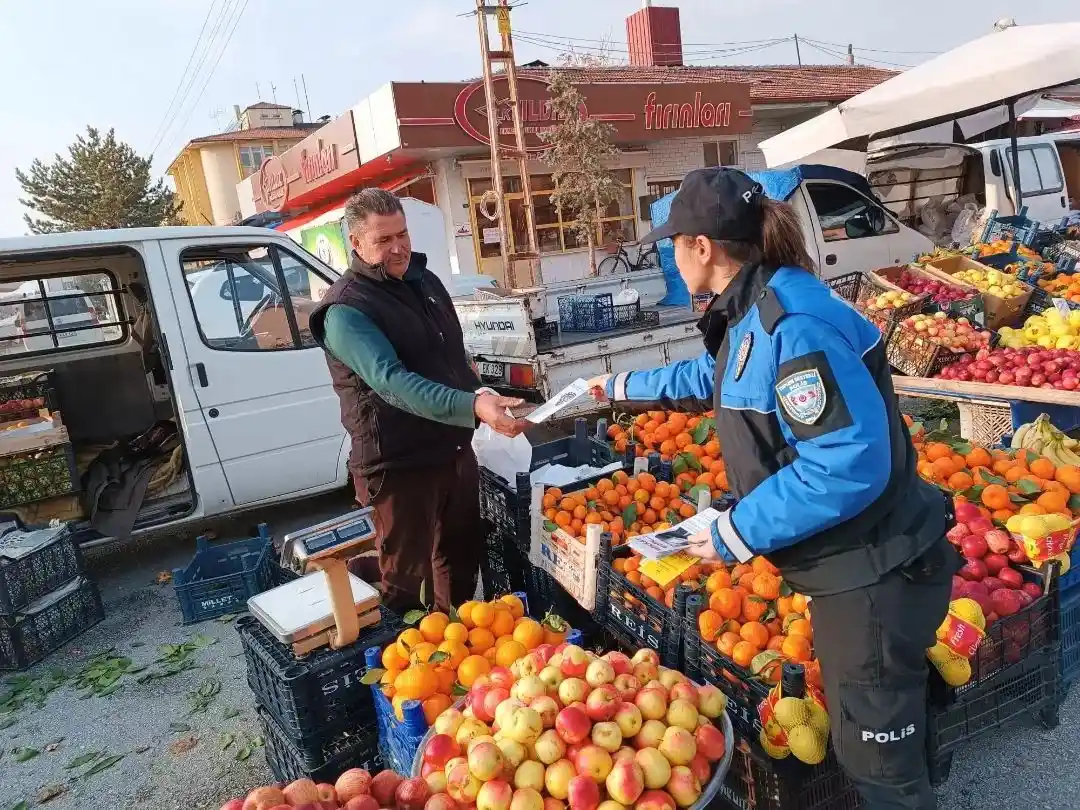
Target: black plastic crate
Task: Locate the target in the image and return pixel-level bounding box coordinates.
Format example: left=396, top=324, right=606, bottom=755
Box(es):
left=557, top=293, right=660, bottom=333
left=172, top=526, right=273, bottom=624
left=237, top=609, right=404, bottom=747
left=479, top=417, right=623, bottom=555
left=0, top=370, right=57, bottom=425
left=481, top=526, right=529, bottom=601
left=0, top=576, right=104, bottom=671
left=0, top=443, right=79, bottom=510
left=594, top=535, right=694, bottom=669
left=258, top=704, right=383, bottom=784
left=521, top=561, right=603, bottom=646
left=717, top=734, right=862, bottom=810
left=0, top=521, right=84, bottom=621
left=926, top=649, right=1059, bottom=784
left=683, top=592, right=774, bottom=739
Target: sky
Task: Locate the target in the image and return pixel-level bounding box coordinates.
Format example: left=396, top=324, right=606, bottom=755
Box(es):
left=0, top=0, right=1076, bottom=236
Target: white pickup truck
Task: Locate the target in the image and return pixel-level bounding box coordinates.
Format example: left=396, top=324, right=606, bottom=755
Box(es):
left=458, top=164, right=934, bottom=408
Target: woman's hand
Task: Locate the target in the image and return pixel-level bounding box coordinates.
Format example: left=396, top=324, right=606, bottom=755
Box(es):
left=586, top=374, right=612, bottom=403
left=684, top=525, right=722, bottom=562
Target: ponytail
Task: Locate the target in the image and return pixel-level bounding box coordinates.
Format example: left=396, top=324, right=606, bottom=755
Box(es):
left=718, top=197, right=816, bottom=275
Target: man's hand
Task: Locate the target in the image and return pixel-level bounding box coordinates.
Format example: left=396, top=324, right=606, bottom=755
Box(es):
left=586, top=374, right=612, bottom=403
left=684, top=525, right=723, bottom=562
left=475, top=393, right=531, bottom=437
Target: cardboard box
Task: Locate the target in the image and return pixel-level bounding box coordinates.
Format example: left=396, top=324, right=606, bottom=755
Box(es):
left=923, top=255, right=1031, bottom=329
left=530, top=484, right=600, bottom=611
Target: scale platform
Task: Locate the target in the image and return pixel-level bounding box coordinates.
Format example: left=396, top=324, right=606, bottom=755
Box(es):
left=253, top=508, right=383, bottom=656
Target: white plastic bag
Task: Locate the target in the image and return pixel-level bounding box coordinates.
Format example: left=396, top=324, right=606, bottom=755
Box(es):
left=472, top=423, right=532, bottom=486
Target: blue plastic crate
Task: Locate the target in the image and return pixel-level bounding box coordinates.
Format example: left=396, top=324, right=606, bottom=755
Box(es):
left=1061, top=587, right=1080, bottom=691
left=172, top=525, right=272, bottom=624
left=1059, top=548, right=1080, bottom=595
left=980, top=207, right=1041, bottom=247
left=366, top=644, right=437, bottom=775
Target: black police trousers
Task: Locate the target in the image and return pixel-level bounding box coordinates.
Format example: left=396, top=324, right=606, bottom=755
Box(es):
left=810, top=537, right=956, bottom=809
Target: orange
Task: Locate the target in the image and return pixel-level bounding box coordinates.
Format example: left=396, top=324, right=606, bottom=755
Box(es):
left=768, top=635, right=787, bottom=652
left=698, top=609, right=723, bottom=642
left=731, top=641, right=759, bottom=668
left=434, top=666, right=456, bottom=694
left=717, top=632, right=741, bottom=657
left=436, top=640, right=468, bottom=669
left=787, top=618, right=813, bottom=641
left=993, top=459, right=1015, bottom=476
left=471, top=602, right=496, bottom=628
left=791, top=593, right=809, bottom=614
left=931, top=457, right=957, bottom=480
left=1019, top=503, right=1047, bottom=516
left=924, top=442, right=952, bottom=462
left=992, top=508, right=1016, bottom=523
left=382, top=645, right=408, bottom=671
left=422, top=693, right=453, bottom=724
left=444, top=622, right=469, bottom=643
left=706, top=570, right=732, bottom=593
left=981, top=484, right=1011, bottom=511
left=381, top=668, right=401, bottom=694
left=495, top=640, right=529, bottom=668
left=419, top=612, right=450, bottom=644
left=675, top=432, right=692, bottom=449
left=1036, top=491, right=1069, bottom=514
left=513, top=619, right=545, bottom=650
left=752, top=572, right=781, bottom=601
left=410, top=642, right=437, bottom=664
left=490, top=609, right=516, bottom=638
left=947, top=472, right=974, bottom=492
left=554, top=511, right=572, bottom=528
left=776, top=595, right=794, bottom=618
left=542, top=492, right=557, bottom=509
left=742, top=594, right=769, bottom=622
left=1030, top=457, right=1057, bottom=480
left=467, top=627, right=496, bottom=654
left=781, top=635, right=813, bottom=663
left=751, top=557, right=779, bottom=575
left=710, top=588, right=741, bottom=620
left=396, top=628, right=425, bottom=658
left=457, top=655, right=491, bottom=688
left=740, top=621, right=770, bottom=649
left=597, top=478, right=614, bottom=494
left=573, top=504, right=587, bottom=520
left=965, top=447, right=992, bottom=469
left=1055, top=465, right=1080, bottom=494
left=394, top=664, right=439, bottom=701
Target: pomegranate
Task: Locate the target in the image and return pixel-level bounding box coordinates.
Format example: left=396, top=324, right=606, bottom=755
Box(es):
left=984, top=530, right=1012, bottom=554
left=960, top=535, right=988, bottom=559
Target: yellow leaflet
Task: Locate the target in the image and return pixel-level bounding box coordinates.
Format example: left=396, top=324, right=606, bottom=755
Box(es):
left=639, top=552, right=698, bottom=588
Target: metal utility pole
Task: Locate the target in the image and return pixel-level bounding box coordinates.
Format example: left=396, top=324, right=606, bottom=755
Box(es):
left=474, top=0, right=541, bottom=289
left=793, top=34, right=802, bottom=66
left=302, top=74, right=313, bottom=122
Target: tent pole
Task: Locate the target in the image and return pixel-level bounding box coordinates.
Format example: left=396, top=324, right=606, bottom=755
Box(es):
left=1008, top=100, right=1023, bottom=213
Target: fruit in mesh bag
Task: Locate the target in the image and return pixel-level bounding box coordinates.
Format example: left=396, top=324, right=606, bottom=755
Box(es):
left=927, top=641, right=973, bottom=687
left=947, top=598, right=986, bottom=631
left=759, top=684, right=830, bottom=765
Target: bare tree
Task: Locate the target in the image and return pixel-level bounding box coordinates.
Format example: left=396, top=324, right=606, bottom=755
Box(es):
left=538, top=60, right=622, bottom=276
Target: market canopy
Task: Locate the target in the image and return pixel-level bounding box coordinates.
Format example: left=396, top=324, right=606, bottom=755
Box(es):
left=759, top=22, right=1080, bottom=168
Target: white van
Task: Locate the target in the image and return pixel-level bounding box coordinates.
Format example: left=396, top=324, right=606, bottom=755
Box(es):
left=0, top=227, right=350, bottom=543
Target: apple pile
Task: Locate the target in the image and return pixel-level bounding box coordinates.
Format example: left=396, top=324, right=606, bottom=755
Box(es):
left=947, top=500, right=1041, bottom=641
left=419, top=645, right=730, bottom=810
left=0, top=395, right=47, bottom=416
left=219, top=767, right=418, bottom=810
left=936, top=346, right=1080, bottom=389
left=898, top=313, right=991, bottom=353
left=862, top=288, right=920, bottom=312
left=894, top=269, right=975, bottom=307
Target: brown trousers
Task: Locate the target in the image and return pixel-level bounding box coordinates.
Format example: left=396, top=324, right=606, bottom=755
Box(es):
left=350, top=450, right=483, bottom=614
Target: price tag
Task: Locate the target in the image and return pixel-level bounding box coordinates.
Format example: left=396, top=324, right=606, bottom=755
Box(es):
left=939, top=613, right=985, bottom=658
left=1053, top=297, right=1073, bottom=316
left=639, top=552, right=697, bottom=589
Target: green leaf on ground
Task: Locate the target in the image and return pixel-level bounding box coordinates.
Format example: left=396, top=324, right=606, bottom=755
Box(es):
left=12, top=747, right=39, bottom=762
left=66, top=752, right=102, bottom=769
left=81, top=753, right=124, bottom=777
left=169, top=723, right=191, bottom=733
left=221, top=707, right=240, bottom=720
left=235, top=746, right=251, bottom=761
left=220, top=733, right=235, bottom=751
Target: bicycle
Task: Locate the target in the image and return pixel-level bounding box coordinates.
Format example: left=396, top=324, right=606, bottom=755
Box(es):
left=597, top=237, right=661, bottom=276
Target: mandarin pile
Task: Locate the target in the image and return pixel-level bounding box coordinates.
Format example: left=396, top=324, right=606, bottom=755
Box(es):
left=420, top=645, right=730, bottom=810
left=693, top=556, right=821, bottom=691
left=542, top=471, right=702, bottom=547
left=606, top=410, right=728, bottom=494
left=375, top=595, right=568, bottom=724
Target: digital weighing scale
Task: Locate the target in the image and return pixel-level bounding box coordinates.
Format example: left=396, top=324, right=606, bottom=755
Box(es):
left=248, top=508, right=382, bottom=656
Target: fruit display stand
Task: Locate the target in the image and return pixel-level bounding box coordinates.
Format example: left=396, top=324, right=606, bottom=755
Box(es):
left=921, top=255, right=1033, bottom=329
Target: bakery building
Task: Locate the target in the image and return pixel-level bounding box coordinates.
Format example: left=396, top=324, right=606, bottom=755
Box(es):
left=236, top=6, right=892, bottom=284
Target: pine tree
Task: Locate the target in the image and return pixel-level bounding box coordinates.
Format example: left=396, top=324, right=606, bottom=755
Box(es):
left=15, top=126, right=182, bottom=234
left=539, top=62, right=622, bottom=276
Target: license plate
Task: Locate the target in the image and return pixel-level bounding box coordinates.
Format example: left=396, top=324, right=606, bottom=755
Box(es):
left=479, top=361, right=505, bottom=380
left=58, top=331, right=77, bottom=338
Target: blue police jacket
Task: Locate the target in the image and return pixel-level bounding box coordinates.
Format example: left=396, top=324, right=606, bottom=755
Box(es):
left=605, top=262, right=947, bottom=596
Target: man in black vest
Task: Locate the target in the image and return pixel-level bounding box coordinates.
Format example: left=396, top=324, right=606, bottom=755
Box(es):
left=309, top=188, right=528, bottom=612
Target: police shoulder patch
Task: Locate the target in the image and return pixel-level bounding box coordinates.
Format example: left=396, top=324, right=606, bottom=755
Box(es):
left=776, top=368, right=827, bottom=425
left=733, top=332, right=753, bottom=381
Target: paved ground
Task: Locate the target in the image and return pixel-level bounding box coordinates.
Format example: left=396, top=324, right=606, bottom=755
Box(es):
left=2, top=485, right=1073, bottom=810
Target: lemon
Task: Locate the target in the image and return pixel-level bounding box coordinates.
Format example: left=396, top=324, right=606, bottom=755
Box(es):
left=759, top=728, right=790, bottom=759
left=1020, top=516, right=1050, bottom=540
left=787, top=725, right=828, bottom=765
left=1043, top=513, right=1072, bottom=532
left=1006, top=514, right=1026, bottom=533
left=806, top=700, right=830, bottom=737
left=949, top=598, right=986, bottom=630
left=773, top=697, right=810, bottom=731
left=927, top=642, right=971, bottom=687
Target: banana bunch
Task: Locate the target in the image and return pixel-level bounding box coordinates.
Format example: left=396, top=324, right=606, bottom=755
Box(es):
left=1011, top=413, right=1080, bottom=466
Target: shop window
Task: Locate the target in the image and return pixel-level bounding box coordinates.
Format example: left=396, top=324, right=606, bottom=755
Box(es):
left=647, top=180, right=682, bottom=198
left=468, top=169, right=637, bottom=259
left=238, top=144, right=275, bottom=179
left=0, top=271, right=126, bottom=360
left=181, top=245, right=333, bottom=351
left=703, top=141, right=738, bottom=168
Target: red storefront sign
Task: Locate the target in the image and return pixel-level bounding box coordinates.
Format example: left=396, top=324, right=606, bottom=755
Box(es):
left=257, top=156, right=288, bottom=213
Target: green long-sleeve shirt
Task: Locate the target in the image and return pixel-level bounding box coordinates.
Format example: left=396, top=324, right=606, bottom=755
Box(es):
left=321, top=304, right=478, bottom=428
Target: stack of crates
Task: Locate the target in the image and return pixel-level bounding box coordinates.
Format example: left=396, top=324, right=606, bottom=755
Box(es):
left=237, top=606, right=403, bottom=782
left=1056, top=553, right=1080, bottom=694
left=0, top=516, right=103, bottom=671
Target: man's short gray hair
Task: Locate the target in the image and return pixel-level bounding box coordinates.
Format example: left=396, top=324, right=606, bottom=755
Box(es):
left=344, top=188, right=404, bottom=233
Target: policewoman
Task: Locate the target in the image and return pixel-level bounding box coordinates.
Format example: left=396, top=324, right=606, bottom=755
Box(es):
left=588, top=168, right=958, bottom=809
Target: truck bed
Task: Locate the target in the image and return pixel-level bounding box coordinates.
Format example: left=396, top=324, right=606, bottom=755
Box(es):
left=538, top=305, right=701, bottom=351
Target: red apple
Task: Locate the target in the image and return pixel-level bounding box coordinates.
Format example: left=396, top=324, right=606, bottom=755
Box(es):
left=959, top=559, right=988, bottom=582
left=960, top=535, right=988, bottom=559
left=983, top=553, right=1009, bottom=576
